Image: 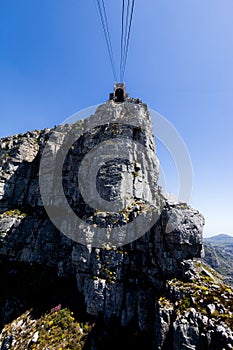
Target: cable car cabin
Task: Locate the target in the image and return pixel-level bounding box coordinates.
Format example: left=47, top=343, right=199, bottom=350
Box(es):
left=109, top=83, right=128, bottom=103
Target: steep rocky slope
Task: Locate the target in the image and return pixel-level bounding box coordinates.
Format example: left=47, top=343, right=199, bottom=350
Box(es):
left=203, top=235, right=233, bottom=286
left=0, top=99, right=232, bottom=349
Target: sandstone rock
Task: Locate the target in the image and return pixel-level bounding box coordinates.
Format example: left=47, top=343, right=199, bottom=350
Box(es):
left=0, top=99, right=231, bottom=349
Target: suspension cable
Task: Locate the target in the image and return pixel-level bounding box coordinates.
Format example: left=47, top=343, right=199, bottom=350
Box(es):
left=120, top=0, right=125, bottom=82
left=96, top=0, right=135, bottom=82
left=101, top=0, right=117, bottom=78
left=121, top=0, right=135, bottom=81
left=120, top=0, right=130, bottom=82
left=96, top=0, right=117, bottom=81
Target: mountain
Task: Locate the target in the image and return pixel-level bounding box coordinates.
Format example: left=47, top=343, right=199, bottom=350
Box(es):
left=0, top=97, right=232, bottom=349
left=207, top=233, right=233, bottom=240
left=205, top=233, right=233, bottom=245
left=203, top=234, right=233, bottom=286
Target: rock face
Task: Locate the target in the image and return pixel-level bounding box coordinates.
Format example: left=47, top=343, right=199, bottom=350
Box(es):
left=0, top=99, right=232, bottom=349
left=203, top=237, right=233, bottom=286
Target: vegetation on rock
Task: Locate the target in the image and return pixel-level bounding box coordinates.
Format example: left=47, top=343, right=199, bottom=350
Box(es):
left=165, top=261, right=233, bottom=329
left=0, top=307, right=93, bottom=350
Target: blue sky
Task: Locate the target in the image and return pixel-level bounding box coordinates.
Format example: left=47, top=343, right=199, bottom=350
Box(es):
left=0, top=0, right=233, bottom=237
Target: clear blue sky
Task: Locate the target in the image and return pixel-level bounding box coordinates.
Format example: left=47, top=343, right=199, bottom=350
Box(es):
left=0, top=0, right=233, bottom=237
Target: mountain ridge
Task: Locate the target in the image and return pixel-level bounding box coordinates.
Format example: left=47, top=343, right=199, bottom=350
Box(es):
left=203, top=233, right=233, bottom=287
left=0, top=100, right=232, bottom=349
left=205, top=233, right=233, bottom=242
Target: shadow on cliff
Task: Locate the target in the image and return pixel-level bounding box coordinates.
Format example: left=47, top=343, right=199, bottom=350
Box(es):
left=0, top=257, right=155, bottom=349
left=0, top=152, right=41, bottom=214
left=83, top=319, right=154, bottom=350
left=0, top=154, right=90, bottom=330
left=0, top=259, right=89, bottom=330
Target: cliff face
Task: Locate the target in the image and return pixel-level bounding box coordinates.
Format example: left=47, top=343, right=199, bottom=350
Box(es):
left=0, top=100, right=232, bottom=350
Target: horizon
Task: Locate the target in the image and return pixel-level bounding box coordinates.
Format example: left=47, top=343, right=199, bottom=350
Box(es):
left=204, top=233, right=233, bottom=239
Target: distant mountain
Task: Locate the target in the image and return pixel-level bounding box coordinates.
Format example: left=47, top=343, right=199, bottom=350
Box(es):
left=203, top=234, right=233, bottom=285
left=205, top=233, right=233, bottom=245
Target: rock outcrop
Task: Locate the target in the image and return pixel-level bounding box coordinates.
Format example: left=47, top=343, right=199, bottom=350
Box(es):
left=0, top=99, right=232, bottom=349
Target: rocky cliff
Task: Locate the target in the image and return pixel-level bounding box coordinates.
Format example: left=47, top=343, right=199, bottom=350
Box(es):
left=0, top=99, right=232, bottom=349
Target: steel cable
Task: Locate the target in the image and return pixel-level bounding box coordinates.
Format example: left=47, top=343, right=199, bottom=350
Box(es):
left=96, top=0, right=117, bottom=81
left=96, top=0, right=135, bottom=82
left=121, top=0, right=135, bottom=80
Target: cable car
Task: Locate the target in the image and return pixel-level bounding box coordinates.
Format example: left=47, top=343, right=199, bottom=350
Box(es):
left=109, top=83, right=128, bottom=103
